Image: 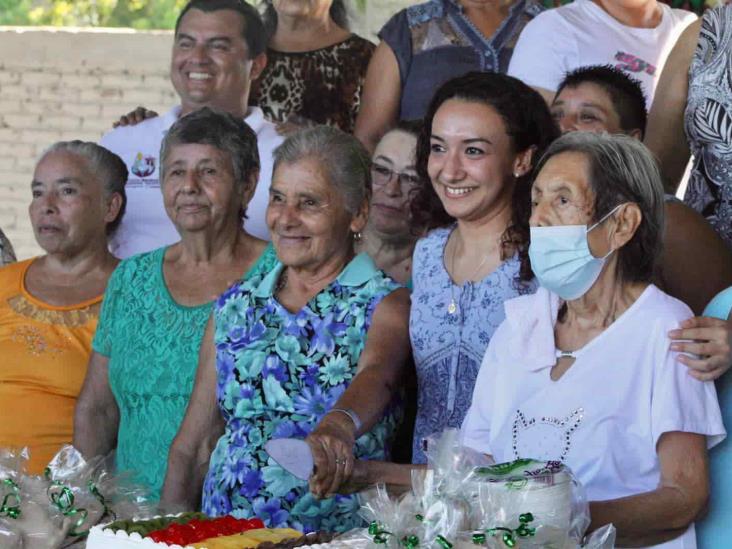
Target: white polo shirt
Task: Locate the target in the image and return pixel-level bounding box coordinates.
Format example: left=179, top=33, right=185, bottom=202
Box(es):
left=101, top=106, right=282, bottom=259
left=507, top=0, right=696, bottom=106
left=462, top=285, right=725, bottom=549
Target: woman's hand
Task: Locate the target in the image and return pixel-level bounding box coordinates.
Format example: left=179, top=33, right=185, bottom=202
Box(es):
left=305, top=289, right=411, bottom=498
left=669, top=316, right=732, bottom=381
left=306, top=412, right=357, bottom=499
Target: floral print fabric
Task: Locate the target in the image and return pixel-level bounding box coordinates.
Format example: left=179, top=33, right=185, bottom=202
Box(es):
left=202, top=253, right=401, bottom=532
left=684, top=5, right=732, bottom=249
left=409, top=227, right=537, bottom=464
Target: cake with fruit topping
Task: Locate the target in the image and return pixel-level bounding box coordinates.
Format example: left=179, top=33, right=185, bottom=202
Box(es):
left=86, top=513, right=303, bottom=549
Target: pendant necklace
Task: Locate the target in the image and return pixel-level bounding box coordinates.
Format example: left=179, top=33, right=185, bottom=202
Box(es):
left=448, top=237, right=491, bottom=316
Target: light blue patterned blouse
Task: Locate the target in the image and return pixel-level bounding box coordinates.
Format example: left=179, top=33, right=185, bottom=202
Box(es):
left=202, top=253, right=402, bottom=532
left=409, top=227, right=537, bottom=463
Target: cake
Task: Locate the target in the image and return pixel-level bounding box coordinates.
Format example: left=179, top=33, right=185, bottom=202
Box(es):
left=291, top=538, right=369, bottom=549
left=86, top=513, right=302, bottom=549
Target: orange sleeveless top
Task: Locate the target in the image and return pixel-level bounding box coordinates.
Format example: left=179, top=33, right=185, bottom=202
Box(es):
left=0, top=259, right=101, bottom=473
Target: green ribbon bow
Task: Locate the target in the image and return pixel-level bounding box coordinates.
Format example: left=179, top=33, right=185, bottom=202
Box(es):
left=482, top=513, right=536, bottom=547
left=369, top=521, right=394, bottom=544
left=47, top=483, right=90, bottom=537
left=0, top=479, right=21, bottom=519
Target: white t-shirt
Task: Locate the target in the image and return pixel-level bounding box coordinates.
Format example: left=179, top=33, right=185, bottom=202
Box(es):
left=462, top=285, right=725, bottom=549
left=101, top=105, right=283, bottom=259
left=507, top=0, right=696, bottom=105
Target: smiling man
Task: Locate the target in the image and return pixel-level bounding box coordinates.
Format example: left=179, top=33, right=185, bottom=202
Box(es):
left=101, top=0, right=282, bottom=258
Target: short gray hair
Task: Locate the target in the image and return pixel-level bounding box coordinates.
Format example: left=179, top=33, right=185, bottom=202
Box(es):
left=160, top=107, right=259, bottom=218
left=534, top=132, right=664, bottom=283
left=272, top=125, right=371, bottom=214
left=42, top=140, right=128, bottom=235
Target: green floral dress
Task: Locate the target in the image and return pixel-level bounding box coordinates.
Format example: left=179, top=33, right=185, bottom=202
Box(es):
left=93, top=244, right=277, bottom=499
left=202, top=253, right=401, bottom=532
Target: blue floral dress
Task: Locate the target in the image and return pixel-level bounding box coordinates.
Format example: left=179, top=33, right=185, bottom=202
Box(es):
left=409, top=227, right=537, bottom=463
left=202, top=253, right=402, bottom=532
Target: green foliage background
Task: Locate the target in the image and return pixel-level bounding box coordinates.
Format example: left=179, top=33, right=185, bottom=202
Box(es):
left=0, top=0, right=370, bottom=28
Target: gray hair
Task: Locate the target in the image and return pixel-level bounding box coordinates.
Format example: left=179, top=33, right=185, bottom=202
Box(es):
left=534, top=132, right=664, bottom=283
left=272, top=125, right=371, bottom=215
left=159, top=107, right=259, bottom=219
left=42, top=140, right=128, bottom=235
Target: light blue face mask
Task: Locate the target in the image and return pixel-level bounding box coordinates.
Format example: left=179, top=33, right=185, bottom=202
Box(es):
left=528, top=204, right=623, bottom=300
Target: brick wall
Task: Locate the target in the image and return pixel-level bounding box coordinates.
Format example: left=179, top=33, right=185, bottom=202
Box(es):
left=0, top=27, right=176, bottom=259
left=0, top=0, right=413, bottom=260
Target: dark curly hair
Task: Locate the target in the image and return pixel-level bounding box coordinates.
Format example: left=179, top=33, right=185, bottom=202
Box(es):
left=412, top=72, right=559, bottom=282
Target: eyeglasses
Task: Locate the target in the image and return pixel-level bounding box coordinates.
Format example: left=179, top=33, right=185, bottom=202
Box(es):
left=370, top=162, right=422, bottom=191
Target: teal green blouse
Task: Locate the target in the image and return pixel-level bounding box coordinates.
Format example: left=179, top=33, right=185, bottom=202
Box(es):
left=93, top=244, right=277, bottom=498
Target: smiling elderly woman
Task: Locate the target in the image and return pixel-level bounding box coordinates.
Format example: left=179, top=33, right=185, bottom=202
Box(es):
left=462, top=132, right=725, bottom=548
left=160, top=126, right=411, bottom=532
left=73, top=107, right=276, bottom=499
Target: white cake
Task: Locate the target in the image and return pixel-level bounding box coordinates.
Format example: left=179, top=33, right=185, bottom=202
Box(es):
left=86, top=524, right=191, bottom=549
left=86, top=522, right=303, bottom=549
left=293, top=540, right=369, bottom=549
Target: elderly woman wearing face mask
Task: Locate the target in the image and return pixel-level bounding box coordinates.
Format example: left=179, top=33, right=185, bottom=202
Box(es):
left=462, top=132, right=725, bottom=548
left=73, top=108, right=277, bottom=499
left=161, top=126, right=411, bottom=532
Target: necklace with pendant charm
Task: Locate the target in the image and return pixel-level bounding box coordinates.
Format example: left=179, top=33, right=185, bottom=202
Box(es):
left=448, top=236, right=491, bottom=316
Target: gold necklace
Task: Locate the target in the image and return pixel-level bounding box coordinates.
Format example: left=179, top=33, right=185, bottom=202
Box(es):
left=447, top=237, right=491, bottom=315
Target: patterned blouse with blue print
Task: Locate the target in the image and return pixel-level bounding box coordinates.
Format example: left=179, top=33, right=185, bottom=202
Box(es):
left=409, top=227, right=537, bottom=464
left=202, top=253, right=403, bottom=533
left=378, top=0, right=543, bottom=120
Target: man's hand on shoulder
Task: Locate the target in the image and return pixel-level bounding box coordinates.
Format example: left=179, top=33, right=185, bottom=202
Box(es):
left=112, top=106, right=159, bottom=128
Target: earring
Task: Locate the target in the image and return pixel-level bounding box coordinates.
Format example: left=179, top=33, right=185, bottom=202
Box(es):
left=514, top=171, right=521, bottom=178
left=353, top=231, right=362, bottom=242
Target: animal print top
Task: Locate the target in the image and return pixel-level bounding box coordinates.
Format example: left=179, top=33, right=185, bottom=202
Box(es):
left=0, top=228, right=16, bottom=267
left=249, top=35, right=374, bottom=133
left=684, top=5, right=732, bottom=249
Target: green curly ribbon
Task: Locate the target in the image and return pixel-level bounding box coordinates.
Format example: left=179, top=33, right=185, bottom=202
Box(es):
left=471, top=532, right=486, bottom=545
left=415, top=514, right=424, bottom=522
left=0, top=479, right=21, bottom=519
left=369, top=521, right=394, bottom=544
left=87, top=481, right=115, bottom=521
left=47, top=483, right=90, bottom=537
left=485, top=513, right=536, bottom=547
left=435, top=534, right=453, bottom=549
left=401, top=535, right=420, bottom=549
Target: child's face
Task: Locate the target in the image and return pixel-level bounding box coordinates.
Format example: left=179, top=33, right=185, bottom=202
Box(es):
left=551, top=82, right=625, bottom=136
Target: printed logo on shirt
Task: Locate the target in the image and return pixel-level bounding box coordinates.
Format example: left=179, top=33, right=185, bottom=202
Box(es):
left=512, top=408, right=584, bottom=462
left=131, top=152, right=156, bottom=178
left=614, top=52, right=656, bottom=76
